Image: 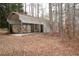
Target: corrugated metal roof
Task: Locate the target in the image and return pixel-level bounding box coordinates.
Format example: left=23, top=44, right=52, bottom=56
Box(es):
left=7, top=12, right=47, bottom=24
left=19, top=15, right=46, bottom=24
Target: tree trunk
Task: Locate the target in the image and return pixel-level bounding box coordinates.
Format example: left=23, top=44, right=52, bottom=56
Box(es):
left=72, top=3, right=75, bottom=37
left=49, top=3, right=53, bottom=32
left=25, top=3, right=27, bottom=14
left=58, top=3, right=63, bottom=38
left=31, top=3, right=34, bottom=17
left=65, top=3, right=72, bottom=39
left=37, top=3, right=39, bottom=18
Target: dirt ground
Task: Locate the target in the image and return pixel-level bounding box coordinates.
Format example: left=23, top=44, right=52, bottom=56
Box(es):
left=0, top=29, right=79, bottom=56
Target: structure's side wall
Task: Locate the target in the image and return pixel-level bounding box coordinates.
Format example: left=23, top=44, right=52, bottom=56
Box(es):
left=27, top=25, right=31, bottom=33
left=43, top=21, right=51, bottom=33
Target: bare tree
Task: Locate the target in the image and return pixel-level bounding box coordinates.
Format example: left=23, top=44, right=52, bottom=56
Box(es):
left=30, top=3, right=34, bottom=17
left=57, top=3, right=63, bottom=38
left=53, top=3, right=57, bottom=33
left=25, top=3, right=27, bottom=14
left=72, top=3, right=75, bottom=37
left=29, top=4, right=31, bottom=15
left=41, top=6, right=44, bottom=19
left=49, top=3, right=53, bottom=32
left=37, top=3, right=39, bottom=18
left=64, top=3, right=73, bottom=39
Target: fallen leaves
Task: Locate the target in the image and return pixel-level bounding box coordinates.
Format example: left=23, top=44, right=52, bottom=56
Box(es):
left=0, top=32, right=79, bottom=56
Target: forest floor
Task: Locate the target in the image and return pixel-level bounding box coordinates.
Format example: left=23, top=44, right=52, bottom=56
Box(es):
left=0, top=29, right=79, bottom=56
